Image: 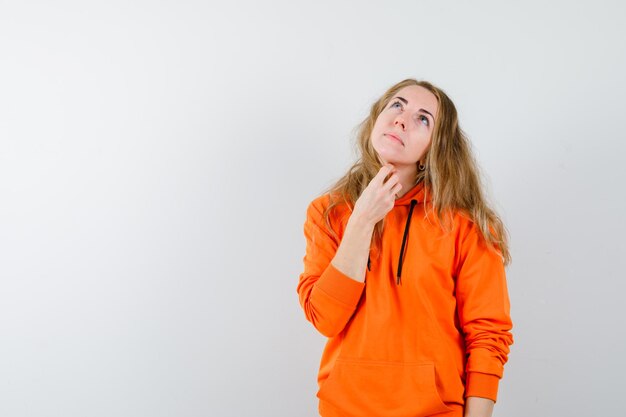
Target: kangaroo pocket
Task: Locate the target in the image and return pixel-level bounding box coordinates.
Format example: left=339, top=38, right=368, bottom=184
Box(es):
left=317, top=358, right=453, bottom=417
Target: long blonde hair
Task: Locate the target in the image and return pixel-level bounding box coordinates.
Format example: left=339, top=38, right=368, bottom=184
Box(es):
left=322, top=78, right=511, bottom=266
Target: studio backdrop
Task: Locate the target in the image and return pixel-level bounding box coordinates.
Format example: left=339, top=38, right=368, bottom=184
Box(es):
left=1, top=1, right=624, bottom=416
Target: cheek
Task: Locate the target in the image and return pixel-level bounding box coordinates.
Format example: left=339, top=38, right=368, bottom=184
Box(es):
left=373, top=114, right=391, bottom=128
left=370, top=132, right=382, bottom=150
left=409, top=132, right=432, bottom=150
left=370, top=121, right=385, bottom=142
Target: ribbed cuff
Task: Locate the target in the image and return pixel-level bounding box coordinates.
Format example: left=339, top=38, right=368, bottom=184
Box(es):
left=465, top=372, right=500, bottom=402
left=315, top=262, right=365, bottom=308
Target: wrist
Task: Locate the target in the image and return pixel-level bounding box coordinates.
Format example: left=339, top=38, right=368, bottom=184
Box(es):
left=464, top=396, right=494, bottom=417
left=348, top=211, right=377, bottom=230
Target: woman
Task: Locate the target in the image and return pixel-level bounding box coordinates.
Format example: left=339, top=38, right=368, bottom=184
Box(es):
left=296, top=78, right=513, bottom=417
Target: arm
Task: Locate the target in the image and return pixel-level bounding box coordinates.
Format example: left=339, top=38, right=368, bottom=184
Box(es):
left=297, top=165, right=401, bottom=337
left=296, top=198, right=371, bottom=337
left=455, top=221, right=514, bottom=404
left=331, top=211, right=374, bottom=283
left=464, top=396, right=495, bottom=417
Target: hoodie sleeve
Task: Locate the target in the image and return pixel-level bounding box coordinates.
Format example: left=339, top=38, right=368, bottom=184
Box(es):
left=296, top=197, right=365, bottom=338
left=454, top=220, right=514, bottom=402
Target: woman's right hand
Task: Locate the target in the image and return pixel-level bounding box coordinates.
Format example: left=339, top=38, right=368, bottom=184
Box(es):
left=352, top=164, right=402, bottom=226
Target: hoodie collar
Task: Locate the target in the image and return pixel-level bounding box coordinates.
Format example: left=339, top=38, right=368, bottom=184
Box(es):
left=394, top=180, right=431, bottom=206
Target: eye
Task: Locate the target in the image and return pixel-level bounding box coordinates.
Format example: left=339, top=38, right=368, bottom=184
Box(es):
left=417, top=115, right=430, bottom=127
left=390, top=100, right=402, bottom=109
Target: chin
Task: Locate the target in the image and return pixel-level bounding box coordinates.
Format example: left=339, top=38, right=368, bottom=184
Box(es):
left=376, top=152, right=402, bottom=165
left=373, top=143, right=406, bottom=165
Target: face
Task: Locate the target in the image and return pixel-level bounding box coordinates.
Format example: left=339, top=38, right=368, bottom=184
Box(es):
left=370, top=85, right=439, bottom=168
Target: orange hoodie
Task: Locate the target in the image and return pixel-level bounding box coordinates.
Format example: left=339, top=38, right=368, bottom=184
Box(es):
left=297, top=181, right=513, bottom=417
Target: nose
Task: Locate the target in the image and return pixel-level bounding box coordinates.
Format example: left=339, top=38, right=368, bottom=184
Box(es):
left=394, top=116, right=406, bottom=131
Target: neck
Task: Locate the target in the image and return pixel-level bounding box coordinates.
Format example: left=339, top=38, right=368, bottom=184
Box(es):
left=393, top=164, right=418, bottom=199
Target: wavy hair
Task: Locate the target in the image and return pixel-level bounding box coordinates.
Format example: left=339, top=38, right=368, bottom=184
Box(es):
left=322, top=78, right=511, bottom=266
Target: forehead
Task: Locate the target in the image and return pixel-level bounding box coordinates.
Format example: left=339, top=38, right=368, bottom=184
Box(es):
left=394, top=85, right=438, bottom=118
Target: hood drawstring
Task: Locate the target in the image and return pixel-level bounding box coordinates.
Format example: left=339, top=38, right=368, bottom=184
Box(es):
left=396, top=199, right=418, bottom=285
left=365, top=198, right=419, bottom=284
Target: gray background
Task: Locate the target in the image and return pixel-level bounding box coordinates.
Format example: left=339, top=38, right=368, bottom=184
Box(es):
left=1, top=1, right=625, bottom=416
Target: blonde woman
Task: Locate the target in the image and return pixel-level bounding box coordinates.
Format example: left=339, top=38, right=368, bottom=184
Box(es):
left=297, top=78, right=514, bottom=417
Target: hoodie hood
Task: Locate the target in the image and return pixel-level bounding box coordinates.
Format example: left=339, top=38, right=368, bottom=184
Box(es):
left=393, top=180, right=431, bottom=206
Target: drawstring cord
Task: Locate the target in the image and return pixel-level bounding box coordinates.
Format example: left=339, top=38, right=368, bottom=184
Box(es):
left=396, top=199, right=418, bottom=285
left=365, top=198, right=418, bottom=286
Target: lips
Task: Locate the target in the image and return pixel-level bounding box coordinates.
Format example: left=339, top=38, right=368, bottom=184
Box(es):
left=385, top=133, right=404, bottom=145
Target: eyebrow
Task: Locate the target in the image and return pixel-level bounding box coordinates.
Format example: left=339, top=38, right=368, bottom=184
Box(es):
left=392, top=96, right=436, bottom=122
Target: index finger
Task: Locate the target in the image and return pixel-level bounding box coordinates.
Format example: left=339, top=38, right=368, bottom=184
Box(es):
left=373, top=164, right=395, bottom=185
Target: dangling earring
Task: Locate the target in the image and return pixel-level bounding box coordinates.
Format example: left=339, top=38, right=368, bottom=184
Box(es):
left=418, top=161, right=425, bottom=171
